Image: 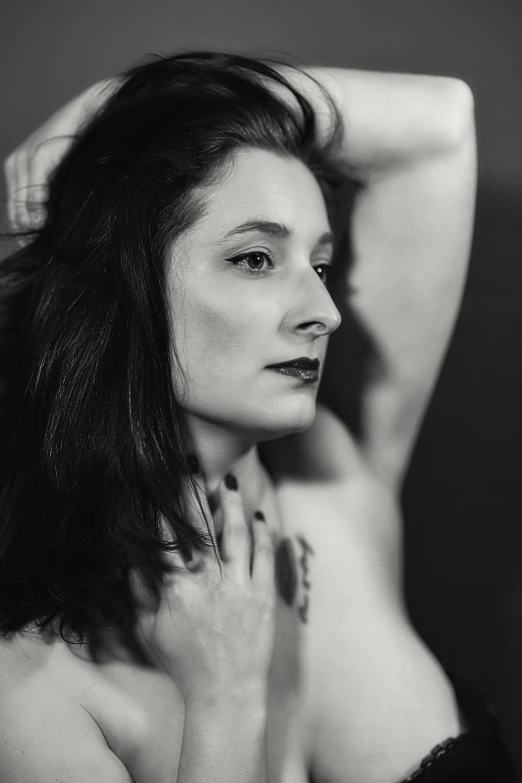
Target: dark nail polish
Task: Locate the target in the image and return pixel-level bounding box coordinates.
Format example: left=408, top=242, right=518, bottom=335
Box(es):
left=254, top=510, right=265, bottom=522
left=187, top=454, right=200, bottom=474
left=224, top=473, right=238, bottom=491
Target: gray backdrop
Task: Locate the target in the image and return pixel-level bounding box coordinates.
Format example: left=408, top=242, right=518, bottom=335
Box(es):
left=1, top=0, right=521, bottom=771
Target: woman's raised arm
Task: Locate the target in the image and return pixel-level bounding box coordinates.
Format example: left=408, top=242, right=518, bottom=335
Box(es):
left=290, top=66, right=477, bottom=489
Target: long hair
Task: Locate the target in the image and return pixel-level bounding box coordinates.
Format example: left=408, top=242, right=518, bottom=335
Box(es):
left=0, top=51, right=347, bottom=643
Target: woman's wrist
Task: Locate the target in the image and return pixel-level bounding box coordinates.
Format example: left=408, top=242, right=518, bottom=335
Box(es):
left=179, top=697, right=269, bottom=783
left=184, top=680, right=269, bottom=721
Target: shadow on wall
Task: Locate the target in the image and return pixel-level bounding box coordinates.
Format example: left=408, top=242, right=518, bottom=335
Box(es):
left=318, top=176, right=381, bottom=439
left=402, top=184, right=522, bottom=769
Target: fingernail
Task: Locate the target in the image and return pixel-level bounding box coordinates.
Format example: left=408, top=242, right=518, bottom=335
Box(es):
left=224, top=473, right=238, bottom=491
left=187, top=454, right=200, bottom=474
left=254, top=510, right=265, bottom=522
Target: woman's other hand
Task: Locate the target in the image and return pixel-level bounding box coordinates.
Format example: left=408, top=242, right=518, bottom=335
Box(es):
left=129, top=473, right=276, bottom=709
left=4, top=78, right=117, bottom=233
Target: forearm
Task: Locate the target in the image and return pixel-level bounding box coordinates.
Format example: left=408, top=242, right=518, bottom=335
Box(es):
left=282, top=65, right=474, bottom=178
left=178, top=698, right=269, bottom=783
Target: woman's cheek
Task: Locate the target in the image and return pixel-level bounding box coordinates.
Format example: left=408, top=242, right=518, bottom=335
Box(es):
left=192, top=298, right=255, bottom=357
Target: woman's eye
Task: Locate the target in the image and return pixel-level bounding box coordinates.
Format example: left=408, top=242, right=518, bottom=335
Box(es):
left=227, top=252, right=331, bottom=283
left=228, top=251, right=273, bottom=275
left=315, top=265, right=330, bottom=284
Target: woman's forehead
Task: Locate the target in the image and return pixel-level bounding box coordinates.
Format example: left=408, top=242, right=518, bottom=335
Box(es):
left=190, top=148, right=330, bottom=242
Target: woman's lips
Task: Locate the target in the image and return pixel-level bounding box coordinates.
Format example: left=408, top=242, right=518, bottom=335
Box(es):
left=267, top=366, right=319, bottom=383
left=266, top=357, right=320, bottom=383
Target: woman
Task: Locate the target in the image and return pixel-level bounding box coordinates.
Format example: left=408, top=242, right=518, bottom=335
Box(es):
left=0, top=52, right=514, bottom=782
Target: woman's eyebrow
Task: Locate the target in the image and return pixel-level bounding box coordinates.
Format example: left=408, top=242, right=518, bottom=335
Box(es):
left=218, top=219, right=333, bottom=248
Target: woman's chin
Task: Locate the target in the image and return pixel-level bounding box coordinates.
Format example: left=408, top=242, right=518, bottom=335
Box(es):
left=253, top=396, right=317, bottom=437
left=186, top=395, right=318, bottom=440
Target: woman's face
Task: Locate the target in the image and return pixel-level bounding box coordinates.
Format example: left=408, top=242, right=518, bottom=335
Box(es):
left=168, top=147, right=341, bottom=440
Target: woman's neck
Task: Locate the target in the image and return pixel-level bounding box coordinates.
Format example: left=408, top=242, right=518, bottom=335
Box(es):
left=183, top=413, right=270, bottom=526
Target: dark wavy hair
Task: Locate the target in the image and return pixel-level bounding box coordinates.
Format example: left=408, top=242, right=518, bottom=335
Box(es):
left=0, top=51, right=348, bottom=643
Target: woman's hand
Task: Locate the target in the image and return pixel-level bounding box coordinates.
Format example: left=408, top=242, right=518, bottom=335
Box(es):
left=129, top=473, right=276, bottom=708
left=4, top=78, right=117, bottom=233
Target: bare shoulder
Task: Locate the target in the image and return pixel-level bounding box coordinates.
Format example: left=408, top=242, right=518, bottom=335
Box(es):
left=0, top=632, right=184, bottom=783
left=0, top=631, right=54, bottom=693
left=0, top=671, right=133, bottom=782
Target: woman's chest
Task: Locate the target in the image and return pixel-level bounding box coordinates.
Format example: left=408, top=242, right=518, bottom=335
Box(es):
left=79, top=481, right=457, bottom=783
left=261, top=479, right=462, bottom=783
left=65, top=482, right=391, bottom=782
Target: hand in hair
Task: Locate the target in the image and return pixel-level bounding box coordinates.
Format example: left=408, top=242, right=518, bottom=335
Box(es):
left=4, top=78, right=118, bottom=234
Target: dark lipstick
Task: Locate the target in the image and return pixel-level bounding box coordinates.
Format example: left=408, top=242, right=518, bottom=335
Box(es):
left=266, top=357, right=320, bottom=383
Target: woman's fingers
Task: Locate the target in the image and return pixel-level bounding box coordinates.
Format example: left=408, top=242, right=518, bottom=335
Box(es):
left=165, top=463, right=220, bottom=576
left=20, top=149, right=37, bottom=232
left=4, top=151, right=28, bottom=234
left=130, top=468, right=216, bottom=603
left=157, top=513, right=191, bottom=571
left=180, top=469, right=218, bottom=554
left=5, top=152, right=45, bottom=237
left=219, top=474, right=251, bottom=582
left=251, top=512, right=276, bottom=591
left=180, top=474, right=214, bottom=539
left=213, top=475, right=276, bottom=588
left=5, top=132, right=73, bottom=234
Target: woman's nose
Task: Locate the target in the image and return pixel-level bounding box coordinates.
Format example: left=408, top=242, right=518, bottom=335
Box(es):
left=289, top=269, right=342, bottom=338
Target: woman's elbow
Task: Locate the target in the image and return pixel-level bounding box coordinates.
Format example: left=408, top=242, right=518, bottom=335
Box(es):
left=434, top=77, right=476, bottom=150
